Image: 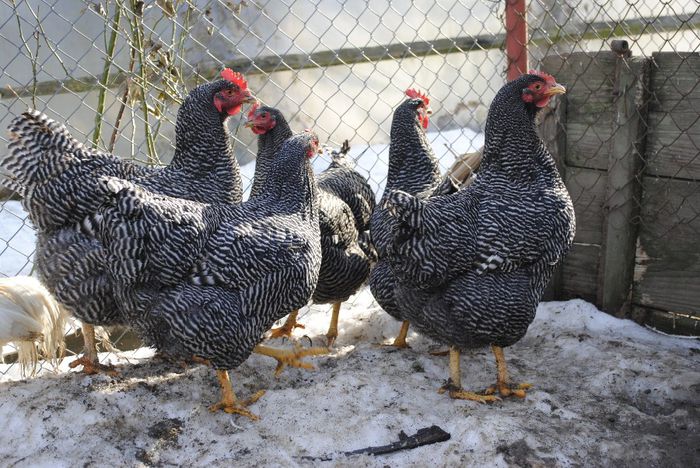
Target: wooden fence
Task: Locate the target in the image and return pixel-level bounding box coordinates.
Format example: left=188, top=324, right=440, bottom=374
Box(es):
left=540, top=47, right=700, bottom=336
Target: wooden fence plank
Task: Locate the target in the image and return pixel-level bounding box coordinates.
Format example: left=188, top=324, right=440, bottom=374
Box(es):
left=565, top=167, right=607, bottom=245
left=561, top=243, right=600, bottom=303
left=633, top=176, right=700, bottom=315
left=597, top=55, right=649, bottom=317
left=645, top=111, right=700, bottom=180
left=648, top=52, right=700, bottom=113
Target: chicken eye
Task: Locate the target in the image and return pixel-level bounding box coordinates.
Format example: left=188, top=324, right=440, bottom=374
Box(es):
left=263, top=112, right=269, bottom=118
left=533, top=83, right=542, bottom=91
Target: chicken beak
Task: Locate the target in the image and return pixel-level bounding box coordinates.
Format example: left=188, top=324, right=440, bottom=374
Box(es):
left=545, top=83, right=566, bottom=96
left=243, top=93, right=257, bottom=104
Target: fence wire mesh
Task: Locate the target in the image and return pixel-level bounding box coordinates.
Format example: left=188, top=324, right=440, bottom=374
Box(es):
left=1, top=0, right=698, bottom=376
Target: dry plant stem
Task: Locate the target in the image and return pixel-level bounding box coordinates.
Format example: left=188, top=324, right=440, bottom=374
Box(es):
left=128, top=0, right=157, bottom=164
left=93, top=3, right=122, bottom=147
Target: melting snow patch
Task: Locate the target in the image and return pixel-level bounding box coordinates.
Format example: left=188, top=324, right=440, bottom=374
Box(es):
left=0, top=293, right=697, bottom=466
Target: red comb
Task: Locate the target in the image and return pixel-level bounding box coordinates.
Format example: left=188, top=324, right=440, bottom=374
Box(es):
left=221, top=68, right=248, bottom=90
left=405, top=88, right=430, bottom=106
left=247, top=101, right=260, bottom=119
left=528, top=69, right=556, bottom=84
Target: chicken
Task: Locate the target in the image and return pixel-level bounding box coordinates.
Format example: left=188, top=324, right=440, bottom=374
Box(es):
left=245, top=108, right=377, bottom=346
left=95, top=131, right=325, bottom=419
left=244, top=104, right=294, bottom=199
left=368, top=89, right=442, bottom=348
left=1, top=69, right=255, bottom=374
left=383, top=71, right=574, bottom=401
left=270, top=141, right=377, bottom=346
left=0, top=276, right=66, bottom=377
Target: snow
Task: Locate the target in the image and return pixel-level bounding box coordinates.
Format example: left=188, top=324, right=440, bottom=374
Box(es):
left=0, top=201, right=36, bottom=277
left=0, top=292, right=697, bottom=466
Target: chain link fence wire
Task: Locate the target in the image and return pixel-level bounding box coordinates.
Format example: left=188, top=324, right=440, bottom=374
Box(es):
left=1, top=0, right=698, bottom=376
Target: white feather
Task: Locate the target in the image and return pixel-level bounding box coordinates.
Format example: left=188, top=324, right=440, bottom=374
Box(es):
left=0, top=276, right=67, bottom=376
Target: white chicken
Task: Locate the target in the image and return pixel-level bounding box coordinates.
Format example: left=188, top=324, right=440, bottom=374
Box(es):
left=0, top=276, right=67, bottom=376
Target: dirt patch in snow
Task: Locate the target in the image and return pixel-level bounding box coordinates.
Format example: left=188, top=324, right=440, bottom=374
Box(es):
left=1, top=293, right=698, bottom=467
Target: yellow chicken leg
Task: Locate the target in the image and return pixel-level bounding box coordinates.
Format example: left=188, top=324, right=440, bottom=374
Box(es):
left=438, top=346, right=500, bottom=403
left=268, top=309, right=305, bottom=339
left=325, top=302, right=341, bottom=348
left=482, top=345, right=532, bottom=398
left=209, top=369, right=265, bottom=420
left=253, top=343, right=328, bottom=377
left=382, top=320, right=411, bottom=349
left=68, top=324, right=117, bottom=376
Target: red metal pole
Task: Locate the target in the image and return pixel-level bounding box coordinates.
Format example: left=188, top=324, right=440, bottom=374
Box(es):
left=505, top=0, right=528, bottom=81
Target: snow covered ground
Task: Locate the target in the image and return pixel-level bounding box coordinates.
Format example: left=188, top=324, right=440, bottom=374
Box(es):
left=0, top=292, right=697, bottom=467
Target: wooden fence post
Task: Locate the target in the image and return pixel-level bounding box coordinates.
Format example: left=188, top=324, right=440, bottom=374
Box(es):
left=597, top=42, right=650, bottom=317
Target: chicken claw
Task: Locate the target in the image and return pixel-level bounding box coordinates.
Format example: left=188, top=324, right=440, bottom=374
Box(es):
left=69, top=324, right=118, bottom=376
left=68, top=355, right=118, bottom=377
left=438, top=381, right=500, bottom=404
left=482, top=345, right=533, bottom=399
left=268, top=309, right=305, bottom=339
left=381, top=320, right=411, bottom=349
left=209, top=370, right=265, bottom=420
left=483, top=382, right=533, bottom=398
left=252, top=343, right=328, bottom=377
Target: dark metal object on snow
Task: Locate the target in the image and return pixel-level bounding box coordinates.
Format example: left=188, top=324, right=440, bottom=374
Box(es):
left=299, top=425, right=451, bottom=461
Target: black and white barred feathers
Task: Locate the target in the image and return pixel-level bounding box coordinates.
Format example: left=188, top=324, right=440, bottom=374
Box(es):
left=247, top=105, right=293, bottom=200
left=384, top=73, right=576, bottom=349
left=247, top=106, right=376, bottom=306
left=368, top=91, right=442, bottom=321
left=1, top=77, right=250, bottom=328
left=313, top=141, right=376, bottom=305
left=96, top=132, right=322, bottom=369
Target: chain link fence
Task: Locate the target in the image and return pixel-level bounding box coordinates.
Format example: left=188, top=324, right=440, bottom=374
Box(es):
left=1, top=0, right=698, bottom=376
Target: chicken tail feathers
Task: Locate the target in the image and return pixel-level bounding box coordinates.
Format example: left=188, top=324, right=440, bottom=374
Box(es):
left=3, top=110, right=84, bottom=195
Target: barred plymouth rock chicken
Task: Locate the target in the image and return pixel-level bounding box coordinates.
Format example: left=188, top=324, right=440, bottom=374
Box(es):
left=1, top=69, right=255, bottom=374
left=369, top=89, right=442, bottom=348
left=270, top=141, right=376, bottom=346
left=245, top=108, right=376, bottom=346
left=245, top=104, right=294, bottom=199
left=384, top=72, right=575, bottom=401
left=96, top=132, right=325, bottom=419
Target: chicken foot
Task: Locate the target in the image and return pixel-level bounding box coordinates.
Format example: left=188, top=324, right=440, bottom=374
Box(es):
left=482, top=345, right=532, bottom=398
left=325, top=302, right=341, bottom=348
left=68, top=324, right=117, bottom=376
left=382, top=320, right=411, bottom=349
left=253, top=343, right=328, bottom=377
left=268, top=309, right=305, bottom=339
left=438, top=346, right=500, bottom=403
left=209, top=369, right=265, bottom=420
